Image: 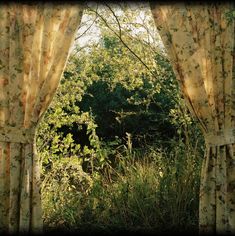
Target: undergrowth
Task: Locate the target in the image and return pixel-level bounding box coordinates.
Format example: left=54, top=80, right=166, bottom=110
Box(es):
left=41, top=138, right=203, bottom=235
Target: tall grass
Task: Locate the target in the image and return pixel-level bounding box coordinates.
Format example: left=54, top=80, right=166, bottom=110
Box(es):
left=41, top=139, right=203, bottom=234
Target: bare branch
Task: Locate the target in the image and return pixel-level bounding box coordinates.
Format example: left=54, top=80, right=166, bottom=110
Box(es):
left=104, top=3, right=122, bottom=38
left=75, top=4, right=99, bottom=42
left=75, top=15, right=98, bottom=41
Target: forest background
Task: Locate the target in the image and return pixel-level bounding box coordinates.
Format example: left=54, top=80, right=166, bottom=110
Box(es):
left=38, top=2, right=207, bottom=234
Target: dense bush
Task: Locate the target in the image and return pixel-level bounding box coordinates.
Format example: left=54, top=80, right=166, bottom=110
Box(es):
left=38, top=4, right=205, bottom=234
left=42, top=138, right=203, bottom=234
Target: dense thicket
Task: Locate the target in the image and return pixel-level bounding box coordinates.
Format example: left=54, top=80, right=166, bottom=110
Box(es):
left=38, top=3, right=204, bottom=234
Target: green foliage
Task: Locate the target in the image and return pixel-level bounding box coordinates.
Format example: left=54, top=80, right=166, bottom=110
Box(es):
left=42, top=157, right=93, bottom=229
left=76, top=32, right=183, bottom=146
left=37, top=53, right=102, bottom=172
left=39, top=3, right=205, bottom=234
left=37, top=2, right=200, bottom=170
left=42, top=139, right=202, bottom=234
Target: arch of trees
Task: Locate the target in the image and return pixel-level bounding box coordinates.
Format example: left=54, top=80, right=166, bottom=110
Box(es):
left=0, top=2, right=234, bottom=234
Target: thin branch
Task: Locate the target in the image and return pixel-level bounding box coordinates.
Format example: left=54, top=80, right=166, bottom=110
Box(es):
left=75, top=16, right=98, bottom=41
left=104, top=3, right=122, bottom=38
left=75, top=4, right=99, bottom=41
left=71, top=45, right=94, bottom=57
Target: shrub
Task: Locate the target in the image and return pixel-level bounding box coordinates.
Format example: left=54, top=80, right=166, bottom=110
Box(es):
left=41, top=137, right=203, bottom=234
